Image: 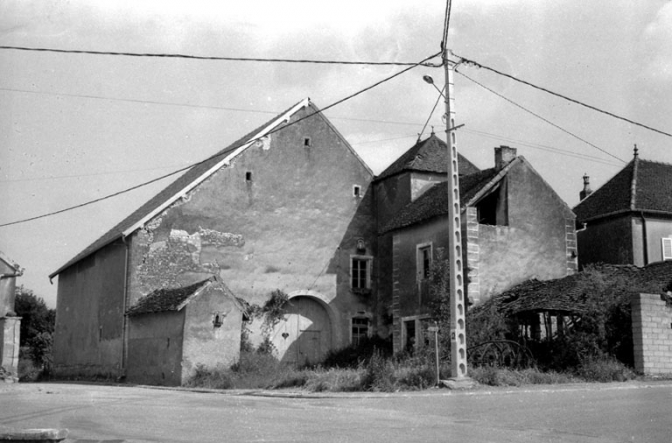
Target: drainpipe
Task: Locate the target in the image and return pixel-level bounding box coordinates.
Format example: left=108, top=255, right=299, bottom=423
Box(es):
left=640, top=212, right=649, bottom=266
left=120, top=237, right=130, bottom=379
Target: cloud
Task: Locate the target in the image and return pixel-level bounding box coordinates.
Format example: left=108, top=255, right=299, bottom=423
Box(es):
left=640, top=2, right=672, bottom=83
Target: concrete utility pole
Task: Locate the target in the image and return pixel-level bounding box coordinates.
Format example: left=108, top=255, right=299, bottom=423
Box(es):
left=442, top=2, right=469, bottom=383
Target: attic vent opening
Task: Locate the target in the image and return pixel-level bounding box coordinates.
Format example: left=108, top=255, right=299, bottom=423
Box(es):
left=303, top=137, right=312, bottom=147
left=213, top=314, right=223, bottom=328
left=245, top=172, right=252, bottom=182
left=476, top=183, right=508, bottom=226
left=353, top=185, right=361, bottom=198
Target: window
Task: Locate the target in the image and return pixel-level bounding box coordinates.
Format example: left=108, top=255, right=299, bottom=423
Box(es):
left=417, top=243, right=432, bottom=281
left=475, top=183, right=508, bottom=226
left=663, top=238, right=672, bottom=260
left=351, top=256, right=372, bottom=290
left=353, top=185, right=361, bottom=197
left=351, top=317, right=370, bottom=345
left=303, top=137, right=312, bottom=147
left=245, top=171, right=252, bottom=182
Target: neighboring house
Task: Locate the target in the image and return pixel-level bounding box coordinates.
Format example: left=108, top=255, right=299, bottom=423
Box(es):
left=373, top=133, right=480, bottom=337
left=574, top=149, right=672, bottom=268
left=0, top=250, right=23, bottom=380
left=378, top=146, right=577, bottom=353
left=50, top=98, right=377, bottom=381
left=125, top=276, right=245, bottom=386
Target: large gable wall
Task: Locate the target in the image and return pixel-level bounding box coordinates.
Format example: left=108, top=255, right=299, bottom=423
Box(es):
left=126, top=107, right=376, bottom=350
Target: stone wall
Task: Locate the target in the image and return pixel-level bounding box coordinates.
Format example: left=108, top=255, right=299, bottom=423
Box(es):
left=631, top=292, right=672, bottom=375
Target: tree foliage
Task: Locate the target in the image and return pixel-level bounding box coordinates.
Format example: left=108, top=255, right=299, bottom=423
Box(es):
left=14, top=285, right=55, bottom=373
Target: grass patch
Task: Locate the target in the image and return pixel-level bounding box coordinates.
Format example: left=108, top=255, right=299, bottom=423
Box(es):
left=471, top=366, right=576, bottom=387
left=575, top=355, right=636, bottom=382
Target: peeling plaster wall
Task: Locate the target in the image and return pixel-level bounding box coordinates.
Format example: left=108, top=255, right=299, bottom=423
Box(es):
left=127, top=107, right=376, bottom=353
left=181, top=286, right=243, bottom=384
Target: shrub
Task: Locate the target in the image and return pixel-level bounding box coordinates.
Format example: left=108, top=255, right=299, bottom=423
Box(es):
left=322, top=336, right=393, bottom=369
left=186, top=364, right=233, bottom=389
left=303, top=368, right=363, bottom=392
left=470, top=367, right=575, bottom=387
left=362, top=350, right=395, bottom=392
left=576, top=355, right=635, bottom=382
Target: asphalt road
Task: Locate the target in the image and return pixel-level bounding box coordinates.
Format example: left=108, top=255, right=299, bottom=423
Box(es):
left=1, top=381, right=671, bottom=442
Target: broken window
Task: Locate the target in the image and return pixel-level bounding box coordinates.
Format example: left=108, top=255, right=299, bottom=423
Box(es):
left=417, top=243, right=432, bottom=281
left=475, top=182, right=508, bottom=226
left=351, top=256, right=372, bottom=290
left=351, top=317, right=370, bottom=345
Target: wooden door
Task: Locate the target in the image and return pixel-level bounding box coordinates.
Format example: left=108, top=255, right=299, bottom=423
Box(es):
left=272, top=296, right=331, bottom=365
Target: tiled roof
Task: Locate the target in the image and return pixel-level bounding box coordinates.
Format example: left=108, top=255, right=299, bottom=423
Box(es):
left=574, top=157, right=672, bottom=222
left=50, top=99, right=335, bottom=278
left=379, top=163, right=505, bottom=234
left=126, top=278, right=214, bottom=316
left=376, top=134, right=480, bottom=181
left=472, top=261, right=672, bottom=317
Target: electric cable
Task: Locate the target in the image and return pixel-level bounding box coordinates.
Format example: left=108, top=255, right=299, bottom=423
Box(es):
left=455, top=68, right=626, bottom=163
left=455, top=52, right=672, bottom=139
left=0, top=51, right=439, bottom=228
left=418, top=85, right=446, bottom=141
left=0, top=45, right=438, bottom=67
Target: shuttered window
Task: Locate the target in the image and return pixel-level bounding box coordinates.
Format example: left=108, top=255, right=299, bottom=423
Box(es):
left=662, top=238, right=672, bottom=260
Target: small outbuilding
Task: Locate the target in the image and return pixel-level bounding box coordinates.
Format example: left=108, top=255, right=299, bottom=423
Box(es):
left=126, top=276, right=245, bottom=386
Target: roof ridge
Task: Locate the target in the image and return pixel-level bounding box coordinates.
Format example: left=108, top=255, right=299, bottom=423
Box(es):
left=630, top=154, right=639, bottom=210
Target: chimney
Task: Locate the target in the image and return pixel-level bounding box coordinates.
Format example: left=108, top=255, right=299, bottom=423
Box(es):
left=580, top=173, right=592, bottom=200
left=494, top=146, right=517, bottom=169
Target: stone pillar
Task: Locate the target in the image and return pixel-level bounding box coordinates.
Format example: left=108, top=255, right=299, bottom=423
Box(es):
left=631, top=293, right=672, bottom=375
left=0, top=316, right=21, bottom=382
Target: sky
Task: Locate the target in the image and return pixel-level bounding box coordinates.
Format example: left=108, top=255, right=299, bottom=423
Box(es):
left=1, top=0, right=671, bottom=308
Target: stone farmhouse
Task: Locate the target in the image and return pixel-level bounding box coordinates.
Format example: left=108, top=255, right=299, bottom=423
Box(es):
left=574, top=148, right=672, bottom=268
left=376, top=143, right=577, bottom=353
left=50, top=100, right=577, bottom=384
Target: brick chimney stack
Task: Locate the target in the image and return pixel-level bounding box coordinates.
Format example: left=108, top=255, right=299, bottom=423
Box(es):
left=580, top=173, right=592, bottom=200
left=494, top=146, right=517, bottom=169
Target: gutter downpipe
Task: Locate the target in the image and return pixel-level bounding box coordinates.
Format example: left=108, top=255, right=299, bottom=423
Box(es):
left=120, top=236, right=130, bottom=379
left=640, top=212, right=649, bottom=266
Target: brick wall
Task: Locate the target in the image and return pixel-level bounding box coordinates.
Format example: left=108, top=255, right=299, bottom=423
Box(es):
left=565, top=217, right=578, bottom=275
left=465, top=207, right=480, bottom=305
left=631, top=293, right=672, bottom=375
left=392, top=234, right=401, bottom=353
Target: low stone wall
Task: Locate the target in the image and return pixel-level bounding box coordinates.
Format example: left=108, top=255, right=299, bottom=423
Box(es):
left=631, top=293, right=672, bottom=375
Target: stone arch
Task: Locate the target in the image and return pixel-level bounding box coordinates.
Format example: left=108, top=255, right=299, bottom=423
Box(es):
left=270, top=290, right=340, bottom=365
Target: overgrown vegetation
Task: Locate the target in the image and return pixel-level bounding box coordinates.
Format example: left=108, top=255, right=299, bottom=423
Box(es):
left=14, top=285, right=55, bottom=381
left=188, top=263, right=655, bottom=392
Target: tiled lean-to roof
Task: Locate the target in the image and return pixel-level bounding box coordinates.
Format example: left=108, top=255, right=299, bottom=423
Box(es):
left=126, top=278, right=215, bottom=316
left=126, top=276, right=245, bottom=316
left=471, top=261, right=672, bottom=317
left=376, top=134, right=480, bottom=181
left=574, top=156, right=672, bottom=223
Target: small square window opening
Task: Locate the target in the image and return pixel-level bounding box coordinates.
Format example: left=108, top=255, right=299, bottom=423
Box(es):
left=303, top=137, right=312, bottom=147
left=353, top=185, right=361, bottom=197
left=245, top=172, right=252, bottom=182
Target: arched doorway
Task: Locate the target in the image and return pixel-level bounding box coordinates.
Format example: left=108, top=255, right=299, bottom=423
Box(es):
left=272, top=295, right=332, bottom=365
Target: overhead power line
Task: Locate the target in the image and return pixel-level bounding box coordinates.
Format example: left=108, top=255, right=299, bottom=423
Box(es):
left=455, top=53, right=672, bottom=139
left=0, top=45, right=440, bottom=67
left=455, top=68, right=626, bottom=163
left=0, top=51, right=439, bottom=228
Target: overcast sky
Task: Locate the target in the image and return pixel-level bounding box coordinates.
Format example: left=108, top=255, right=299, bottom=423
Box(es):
left=1, top=0, right=671, bottom=307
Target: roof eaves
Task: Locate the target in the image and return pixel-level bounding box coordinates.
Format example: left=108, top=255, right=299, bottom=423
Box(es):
left=122, top=98, right=310, bottom=237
